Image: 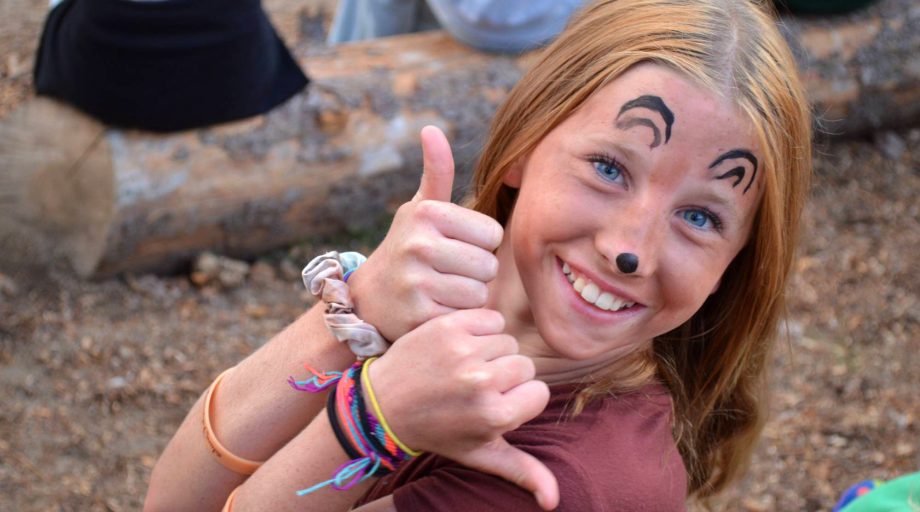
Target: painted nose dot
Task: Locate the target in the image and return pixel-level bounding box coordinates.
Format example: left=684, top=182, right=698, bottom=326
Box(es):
left=616, top=253, right=639, bottom=274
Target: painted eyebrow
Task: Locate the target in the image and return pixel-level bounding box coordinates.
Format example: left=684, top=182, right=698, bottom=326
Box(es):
left=709, top=149, right=758, bottom=194
left=615, top=95, right=675, bottom=148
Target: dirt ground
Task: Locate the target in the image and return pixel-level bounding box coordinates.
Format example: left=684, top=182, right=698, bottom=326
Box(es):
left=1, top=1, right=918, bottom=511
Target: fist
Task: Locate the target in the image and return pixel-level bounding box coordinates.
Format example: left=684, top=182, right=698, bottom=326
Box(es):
left=348, top=126, right=504, bottom=342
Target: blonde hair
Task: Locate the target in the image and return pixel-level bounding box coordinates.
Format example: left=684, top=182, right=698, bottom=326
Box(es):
left=467, top=0, right=812, bottom=499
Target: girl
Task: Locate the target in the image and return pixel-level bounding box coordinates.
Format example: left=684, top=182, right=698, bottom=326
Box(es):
left=146, top=0, right=812, bottom=510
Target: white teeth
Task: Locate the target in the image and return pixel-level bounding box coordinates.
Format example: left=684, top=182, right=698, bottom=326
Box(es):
left=580, top=282, right=600, bottom=303
left=562, top=261, right=636, bottom=311
left=594, top=292, right=614, bottom=310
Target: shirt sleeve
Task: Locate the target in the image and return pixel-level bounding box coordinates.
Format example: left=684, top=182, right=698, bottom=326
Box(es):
left=391, top=454, right=601, bottom=511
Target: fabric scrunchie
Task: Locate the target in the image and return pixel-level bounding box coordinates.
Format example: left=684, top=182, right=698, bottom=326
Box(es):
left=302, top=251, right=388, bottom=358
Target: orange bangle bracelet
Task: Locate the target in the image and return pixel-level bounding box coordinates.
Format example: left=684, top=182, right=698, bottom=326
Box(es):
left=203, top=368, right=264, bottom=475
left=222, top=485, right=241, bottom=512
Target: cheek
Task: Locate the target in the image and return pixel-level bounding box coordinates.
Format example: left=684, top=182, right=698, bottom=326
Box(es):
left=660, top=252, right=727, bottom=311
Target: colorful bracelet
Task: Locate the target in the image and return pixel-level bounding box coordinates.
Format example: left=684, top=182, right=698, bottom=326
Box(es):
left=202, top=368, right=265, bottom=475
left=362, top=357, right=422, bottom=457
left=302, top=251, right=389, bottom=359
left=288, top=358, right=420, bottom=497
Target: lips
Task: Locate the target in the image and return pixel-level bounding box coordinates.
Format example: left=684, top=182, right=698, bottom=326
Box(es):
left=561, top=261, right=637, bottom=312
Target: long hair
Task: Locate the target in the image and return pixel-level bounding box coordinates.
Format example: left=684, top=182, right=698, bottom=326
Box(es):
left=466, top=0, right=812, bottom=498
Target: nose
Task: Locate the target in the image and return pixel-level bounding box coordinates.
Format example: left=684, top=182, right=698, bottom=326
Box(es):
left=615, top=253, right=639, bottom=274
left=595, top=201, right=663, bottom=277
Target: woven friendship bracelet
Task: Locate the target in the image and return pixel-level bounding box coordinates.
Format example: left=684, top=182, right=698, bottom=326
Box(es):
left=302, top=251, right=389, bottom=359
left=362, top=357, right=422, bottom=458
left=288, top=358, right=420, bottom=497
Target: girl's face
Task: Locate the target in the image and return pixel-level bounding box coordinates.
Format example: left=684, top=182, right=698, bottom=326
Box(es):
left=498, top=63, right=763, bottom=362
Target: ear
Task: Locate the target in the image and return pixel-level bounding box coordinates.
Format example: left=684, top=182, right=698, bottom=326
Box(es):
left=502, top=158, right=525, bottom=189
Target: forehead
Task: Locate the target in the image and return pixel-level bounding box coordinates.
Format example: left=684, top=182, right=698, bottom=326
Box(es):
left=560, top=63, right=763, bottom=205
left=574, top=63, right=758, bottom=149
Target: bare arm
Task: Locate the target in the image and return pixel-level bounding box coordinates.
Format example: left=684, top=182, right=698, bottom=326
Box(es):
left=145, top=304, right=355, bottom=511
left=211, top=309, right=557, bottom=512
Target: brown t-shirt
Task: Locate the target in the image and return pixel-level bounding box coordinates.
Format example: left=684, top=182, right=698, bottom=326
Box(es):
left=356, top=383, right=687, bottom=511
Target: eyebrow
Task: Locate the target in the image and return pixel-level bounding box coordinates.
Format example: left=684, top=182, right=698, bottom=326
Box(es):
left=615, top=95, right=675, bottom=148
left=709, top=149, right=758, bottom=193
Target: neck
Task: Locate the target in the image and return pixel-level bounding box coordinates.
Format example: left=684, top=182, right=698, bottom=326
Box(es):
left=486, top=241, right=654, bottom=387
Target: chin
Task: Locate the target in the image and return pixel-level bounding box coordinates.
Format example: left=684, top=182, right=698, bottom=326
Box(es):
left=534, top=314, right=630, bottom=361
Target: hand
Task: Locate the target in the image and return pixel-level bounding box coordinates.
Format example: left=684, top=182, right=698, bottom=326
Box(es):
left=348, top=126, right=504, bottom=342
left=368, top=309, right=559, bottom=510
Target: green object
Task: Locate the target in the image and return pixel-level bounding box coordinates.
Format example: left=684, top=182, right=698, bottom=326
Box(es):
left=841, top=472, right=920, bottom=511
left=780, top=0, right=877, bottom=14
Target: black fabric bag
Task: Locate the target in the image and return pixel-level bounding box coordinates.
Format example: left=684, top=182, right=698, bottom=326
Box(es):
left=34, top=0, right=308, bottom=132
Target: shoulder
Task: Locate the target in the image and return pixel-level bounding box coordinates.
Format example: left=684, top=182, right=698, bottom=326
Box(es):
left=528, top=385, right=688, bottom=512
left=372, top=384, right=687, bottom=512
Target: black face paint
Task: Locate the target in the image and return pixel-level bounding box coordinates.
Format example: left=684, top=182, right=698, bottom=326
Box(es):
left=616, top=253, right=639, bottom=274
left=709, top=149, right=758, bottom=193
left=615, top=95, right=675, bottom=148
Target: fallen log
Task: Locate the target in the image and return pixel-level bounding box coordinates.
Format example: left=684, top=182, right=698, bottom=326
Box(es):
left=1, top=32, right=528, bottom=277
left=784, top=0, right=920, bottom=135
left=0, top=0, right=916, bottom=278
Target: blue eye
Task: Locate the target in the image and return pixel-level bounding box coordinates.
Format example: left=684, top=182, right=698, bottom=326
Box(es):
left=682, top=209, right=723, bottom=231
left=591, top=156, right=626, bottom=184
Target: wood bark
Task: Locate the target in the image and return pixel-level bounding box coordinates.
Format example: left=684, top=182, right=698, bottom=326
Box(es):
left=0, top=0, right=916, bottom=278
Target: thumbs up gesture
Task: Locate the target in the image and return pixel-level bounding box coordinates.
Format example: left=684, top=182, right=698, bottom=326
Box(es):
left=368, top=309, right=560, bottom=510
left=349, top=126, right=504, bottom=342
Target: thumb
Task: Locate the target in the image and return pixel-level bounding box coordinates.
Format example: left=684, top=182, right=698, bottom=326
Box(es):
left=459, top=438, right=560, bottom=510
left=413, top=125, right=455, bottom=202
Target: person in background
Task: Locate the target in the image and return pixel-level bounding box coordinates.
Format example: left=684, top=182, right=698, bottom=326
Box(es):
left=328, top=0, right=585, bottom=53
left=33, top=0, right=308, bottom=132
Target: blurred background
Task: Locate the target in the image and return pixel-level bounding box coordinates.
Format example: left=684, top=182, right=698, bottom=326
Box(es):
left=0, top=0, right=917, bottom=510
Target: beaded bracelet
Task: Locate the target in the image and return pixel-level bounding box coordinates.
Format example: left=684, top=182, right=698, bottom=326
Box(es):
left=302, top=251, right=389, bottom=359
left=202, top=368, right=265, bottom=475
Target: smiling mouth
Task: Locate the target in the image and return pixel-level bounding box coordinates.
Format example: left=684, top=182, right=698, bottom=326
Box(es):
left=562, top=262, right=637, bottom=312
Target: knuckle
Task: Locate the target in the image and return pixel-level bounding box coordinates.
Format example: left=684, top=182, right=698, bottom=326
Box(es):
left=480, top=309, right=505, bottom=332
left=437, top=312, right=462, bottom=332
left=503, top=335, right=521, bottom=355
left=516, top=355, right=536, bottom=380
left=483, top=254, right=499, bottom=280
left=470, top=283, right=489, bottom=307
left=448, top=341, right=474, bottom=360
left=488, top=221, right=504, bottom=249
left=481, top=403, right=513, bottom=430
left=460, top=368, right=492, bottom=392
left=414, top=199, right=442, bottom=222
left=408, top=238, right=435, bottom=262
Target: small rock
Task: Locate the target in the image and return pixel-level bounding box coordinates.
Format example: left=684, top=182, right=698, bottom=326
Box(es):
left=279, top=258, right=302, bottom=281
left=107, top=376, right=128, bottom=391
left=874, top=131, right=906, bottom=161
left=908, top=128, right=920, bottom=144
left=0, top=273, right=18, bottom=296
left=249, top=261, right=277, bottom=285
left=5, top=53, right=32, bottom=78
left=190, top=252, right=250, bottom=289
left=245, top=303, right=270, bottom=319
